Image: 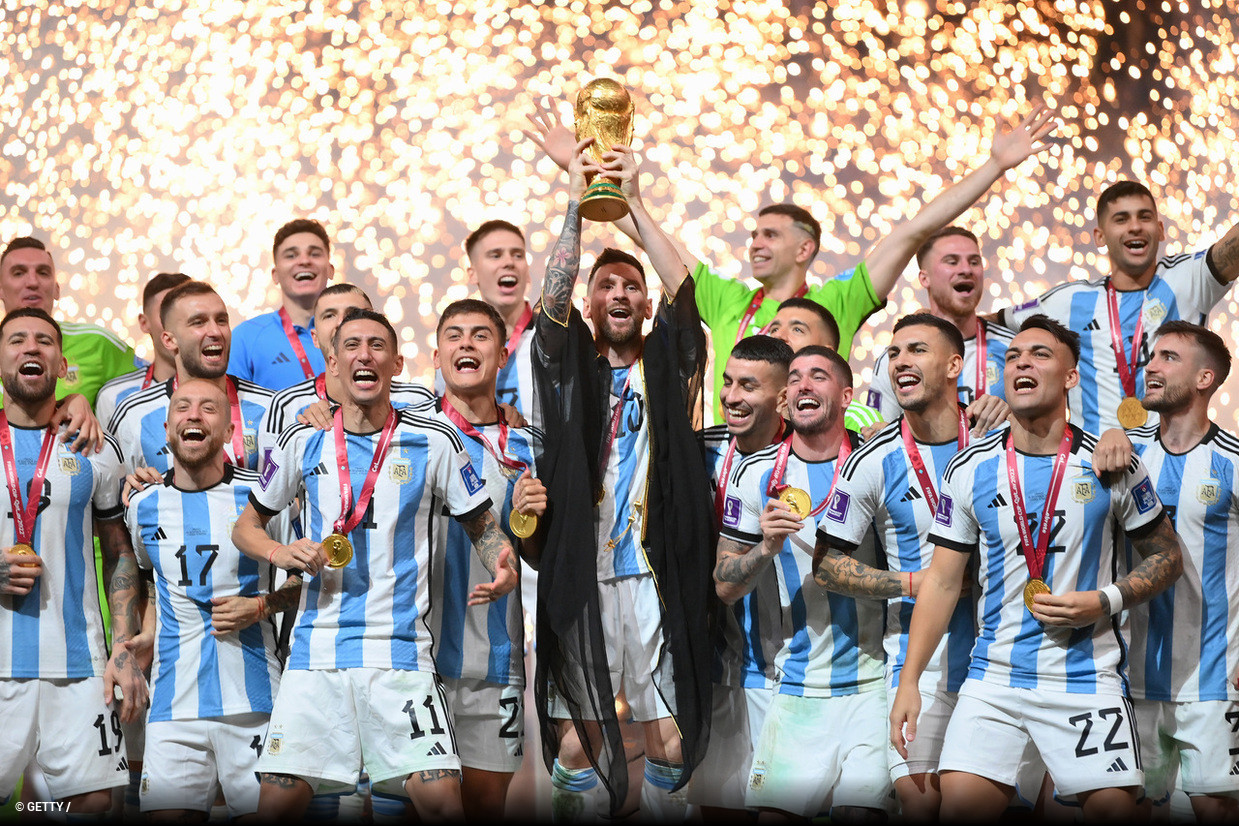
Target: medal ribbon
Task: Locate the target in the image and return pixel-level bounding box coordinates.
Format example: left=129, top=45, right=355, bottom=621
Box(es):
left=505, top=302, right=534, bottom=357
left=713, top=419, right=786, bottom=521
left=0, top=412, right=57, bottom=546
left=974, top=319, right=988, bottom=397
left=278, top=307, right=317, bottom=381
left=441, top=399, right=528, bottom=475
left=1104, top=279, right=1145, bottom=398
left=331, top=405, right=399, bottom=535
left=141, top=362, right=157, bottom=390
left=314, top=373, right=328, bottom=400
left=764, top=432, right=852, bottom=518
left=1005, top=425, right=1074, bottom=582
left=901, top=407, right=970, bottom=514
left=733, top=283, right=810, bottom=346
left=173, top=376, right=248, bottom=468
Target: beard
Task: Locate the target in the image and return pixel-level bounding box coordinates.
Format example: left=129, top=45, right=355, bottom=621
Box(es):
left=181, top=348, right=228, bottom=380
left=596, top=314, right=642, bottom=349
left=0, top=370, right=57, bottom=406
left=1140, top=381, right=1192, bottom=413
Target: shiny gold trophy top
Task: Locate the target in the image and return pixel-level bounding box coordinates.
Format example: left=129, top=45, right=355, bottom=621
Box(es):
left=575, top=78, right=635, bottom=222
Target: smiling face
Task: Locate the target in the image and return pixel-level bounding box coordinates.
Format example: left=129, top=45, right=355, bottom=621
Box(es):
left=766, top=306, right=838, bottom=351
left=1004, top=328, right=1079, bottom=418
left=165, top=379, right=232, bottom=470
left=328, top=317, right=403, bottom=407
left=786, top=353, right=851, bottom=436
left=272, top=231, right=333, bottom=301
left=919, top=234, right=984, bottom=320
left=0, top=247, right=59, bottom=314
left=468, top=229, right=529, bottom=319
left=0, top=315, right=65, bottom=405
left=886, top=324, right=963, bottom=414
left=1141, top=332, right=1204, bottom=414
left=584, top=262, right=652, bottom=350
left=162, top=291, right=231, bottom=380
left=434, top=311, right=508, bottom=397
left=1094, top=194, right=1164, bottom=279
left=720, top=356, right=786, bottom=442
left=748, top=213, right=815, bottom=286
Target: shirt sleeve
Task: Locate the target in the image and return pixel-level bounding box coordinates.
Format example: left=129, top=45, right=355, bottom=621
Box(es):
left=1163, top=248, right=1230, bottom=319
left=865, top=352, right=901, bottom=421
left=804, top=262, right=881, bottom=359
left=124, top=493, right=152, bottom=570
left=817, top=447, right=881, bottom=552
left=227, top=322, right=255, bottom=383
left=90, top=439, right=125, bottom=520
left=718, top=460, right=767, bottom=546
left=691, top=259, right=752, bottom=331
left=926, top=460, right=979, bottom=554
left=250, top=430, right=303, bottom=515
left=1113, top=454, right=1166, bottom=538
left=431, top=432, right=493, bottom=521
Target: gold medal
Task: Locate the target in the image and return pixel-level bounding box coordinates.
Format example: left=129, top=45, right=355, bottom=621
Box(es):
left=1023, top=578, right=1051, bottom=611
left=778, top=487, right=811, bottom=519
left=509, top=510, right=537, bottom=539
left=322, top=533, right=353, bottom=569
left=10, top=543, right=37, bottom=567
left=1117, top=396, right=1147, bottom=429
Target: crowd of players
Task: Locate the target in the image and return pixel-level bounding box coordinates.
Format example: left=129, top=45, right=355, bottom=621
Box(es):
left=1, top=98, right=1239, bottom=825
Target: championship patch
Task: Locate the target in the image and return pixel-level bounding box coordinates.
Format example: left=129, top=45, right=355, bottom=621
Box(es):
left=1143, top=298, right=1167, bottom=323
left=461, top=461, right=484, bottom=495
left=57, top=442, right=81, bottom=476
left=259, top=457, right=279, bottom=490
left=934, top=493, right=954, bottom=526
left=1132, top=478, right=1157, bottom=514
left=825, top=489, right=850, bottom=523
left=721, top=494, right=742, bottom=528
left=749, top=767, right=765, bottom=790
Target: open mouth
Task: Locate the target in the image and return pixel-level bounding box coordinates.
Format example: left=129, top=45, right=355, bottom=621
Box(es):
left=352, top=368, right=378, bottom=386
left=952, top=281, right=976, bottom=295
left=724, top=404, right=752, bottom=425
left=1123, top=238, right=1149, bottom=253
left=18, top=360, right=44, bottom=377
left=1145, top=377, right=1164, bottom=390
left=1013, top=376, right=1037, bottom=391
left=608, top=306, right=631, bottom=319
left=895, top=373, right=921, bottom=391
left=453, top=356, right=480, bottom=373
left=202, top=344, right=224, bottom=359
left=293, top=270, right=318, bottom=282
left=180, top=426, right=207, bottom=443
left=497, top=275, right=519, bottom=289
left=794, top=396, right=821, bottom=411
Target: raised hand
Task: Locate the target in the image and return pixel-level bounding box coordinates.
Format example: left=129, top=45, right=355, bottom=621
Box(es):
left=989, top=102, right=1059, bottom=171
left=523, top=97, right=576, bottom=171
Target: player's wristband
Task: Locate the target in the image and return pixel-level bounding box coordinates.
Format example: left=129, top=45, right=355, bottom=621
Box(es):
left=255, top=595, right=267, bottom=621
left=1099, top=583, right=1125, bottom=616
left=266, top=545, right=281, bottom=565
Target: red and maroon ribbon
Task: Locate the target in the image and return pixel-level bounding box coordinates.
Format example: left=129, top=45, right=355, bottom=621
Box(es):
left=1104, top=279, right=1144, bottom=398
left=765, top=432, right=852, bottom=519
left=1005, top=425, right=1074, bottom=582
left=505, top=302, right=534, bottom=357
left=441, top=399, right=528, bottom=476
left=331, top=405, right=398, bottom=535
left=974, top=318, right=988, bottom=397
left=278, top=307, right=317, bottom=381
left=713, top=420, right=786, bottom=522
left=0, top=411, right=57, bottom=547
left=901, top=407, right=969, bottom=515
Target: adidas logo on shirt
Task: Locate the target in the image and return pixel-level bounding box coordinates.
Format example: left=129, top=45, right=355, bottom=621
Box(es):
left=900, top=487, right=922, bottom=503
left=987, top=493, right=1009, bottom=509
left=1084, top=319, right=1102, bottom=332
left=152, top=527, right=167, bottom=541
left=1229, top=762, right=1239, bottom=777
left=1106, top=757, right=1129, bottom=773
left=272, top=353, right=291, bottom=365
left=309, top=462, right=328, bottom=476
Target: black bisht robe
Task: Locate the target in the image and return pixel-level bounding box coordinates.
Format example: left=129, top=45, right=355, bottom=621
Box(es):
left=531, top=276, right=716, bottom=814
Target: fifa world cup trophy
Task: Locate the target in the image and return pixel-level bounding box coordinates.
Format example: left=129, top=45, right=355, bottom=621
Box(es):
left=574, top=78, right=635, bottom=222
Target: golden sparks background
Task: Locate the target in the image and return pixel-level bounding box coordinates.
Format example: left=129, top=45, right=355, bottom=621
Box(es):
left=1, top=1, right=1236, bottom=418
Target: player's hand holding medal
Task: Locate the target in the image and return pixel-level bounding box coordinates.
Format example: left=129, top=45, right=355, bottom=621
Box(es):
left=510, top=468, right=547, bottom=539
left=0, top=410, right=54, bottom=595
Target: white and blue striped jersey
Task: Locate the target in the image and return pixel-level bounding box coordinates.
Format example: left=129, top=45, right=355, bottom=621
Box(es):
left=701, top=425, right=783, bottom=691
left=257, top=376, right=434, bottom=469
left=94, top=367, right=149, bottom=430
left=818, top=420, right=974, bottom=694
left=251, top=409, right=492, bottom=672
left=929, top=426, right=1166, bottom=695
left=429, top=403, right=538, bottom=687
left=867, top=322, right=1015, bottom=421
left=999, top=250, right=1228, bottom=432
left=1126, top=423, right=1239, bottom=702
left=0, top=427, right=123, bottom=679
left=126, top=466, right=292, bottom=721
left=597, top=363, right=651, bottom=582
left=720, top=434, right=884, bottom=698
left=108, top=376, right=274, bottom=473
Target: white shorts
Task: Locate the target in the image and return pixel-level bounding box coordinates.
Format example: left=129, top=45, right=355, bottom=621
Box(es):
left=941, top=681, right=1143, bottom=801
left=548, top=574, right=675, bottom=722
left=258, top=668, right=459, bottom=796
left=140, top=713, right=269, bottom=815
left=747, top=690, right=891, bottom=815
left=441, top=677, right=523, bottom=773
left=0, top=677, right=127, bottom=800
left=1135, top=698, right=1239, bottom=801
left=888, top=685, right=957, bottom=779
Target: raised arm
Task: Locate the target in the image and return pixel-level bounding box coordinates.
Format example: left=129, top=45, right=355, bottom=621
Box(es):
left=539, top=139, right=593, bottom=325
left=1209, top=218, right=1239, bottom=284
left=716, top=500, right=802, bottom=604
left=864, top=103, right=1058, bottom=301
left=607, top=146, right=689, bottom=296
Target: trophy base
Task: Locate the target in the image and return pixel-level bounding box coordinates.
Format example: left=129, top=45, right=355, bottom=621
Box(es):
left=580, top=181, right=630, bottom=223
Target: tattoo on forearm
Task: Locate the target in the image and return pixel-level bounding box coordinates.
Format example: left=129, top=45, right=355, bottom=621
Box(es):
left=713, top=543, right=770, bottom=587
left=109, top=553, right=144, bottom=642
left=1120, top=519, right=1184, bottom=606
left=814, top=548, right=903, bottom=597
left=260, top=773, right=306, bottom=790
left=0, top=557, right=10, bottom=590
left=1097, top=589, right=1111, bottom=616
left=413, top=768, right=461, bottom=784
left=464, top=511, right=507, bottom=575
left=263, top=576, right=302, bottom=618
left=541, top=201, right=582, bottom=321
left=1214, top=232, right=1239, bottom=277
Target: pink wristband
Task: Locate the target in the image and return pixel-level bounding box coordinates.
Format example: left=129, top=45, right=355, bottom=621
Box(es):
left=255, top=595, right=266, bottom=621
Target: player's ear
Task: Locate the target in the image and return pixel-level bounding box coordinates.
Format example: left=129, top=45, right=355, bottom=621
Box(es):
left=945, top=352, right=964, bottom=382
left=138, top=312, right=150, bottom=337
left=326, top=352, right=340, bottom=378
left=55, top=355, right=67, bottom=380
left=1064, top=365, right=1080, bottom=391
left=432, top=347, right=441, bottom=372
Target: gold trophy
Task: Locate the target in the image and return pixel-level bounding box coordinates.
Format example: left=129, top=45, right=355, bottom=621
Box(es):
left=575, top=78, right=635, bottom=222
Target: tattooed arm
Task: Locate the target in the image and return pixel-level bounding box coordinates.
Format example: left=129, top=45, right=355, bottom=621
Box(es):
left=462, top=510, right=519, bottom=604
left=98, top=516, right=149, bottom=724
left=210, top=574, right=304, bottom=635
left=714, top=537, right=776, bottom=605
left=1032, top=514, right=1183, bottom=627
left=540, top=139, right=595, bottom=325
left=813, top=537, right=915, bottom=598
left=1209, top=217, right=1239, bottom=283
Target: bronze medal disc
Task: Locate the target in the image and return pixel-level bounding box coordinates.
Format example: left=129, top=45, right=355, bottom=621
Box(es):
left=10, top=543, right=37, bottom=567
left=1117, top=396, right=1147, bottom=429
left=778, top=487, right=811, bottom=519
left=323, top=533, right=353, bottom=569
left=509, top=510, right=537, bottom=539
left=1023, top=578, right=1051, bottom=611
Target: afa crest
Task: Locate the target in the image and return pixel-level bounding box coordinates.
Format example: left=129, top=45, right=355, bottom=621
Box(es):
left=64, top=364, right=80, bottom=385
left=1070, top=476, right=1096, bottom=504
left=1197, top=478, right=1221, bottom=506
left=389, top=458, right=412, bottom=484
left=243, top=430, right=258, bottom=457
left=1143, top=299, right=1168, bottom=324
left=57, top=444, right=81, bottom=476
left=985, top=361, right=999, bottom=388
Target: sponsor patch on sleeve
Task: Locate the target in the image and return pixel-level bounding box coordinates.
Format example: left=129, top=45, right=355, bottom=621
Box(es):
left=825, top=490, right=850, bottom=523
left=1132, top=477, right=1157, bottom=514
left=934, top=493, right=954, bottom=527
left=722, top=495, right=743, bottom=529
left=259, top=457, right=278, bottom=490
left=461, top=461, right=484, bottom=496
